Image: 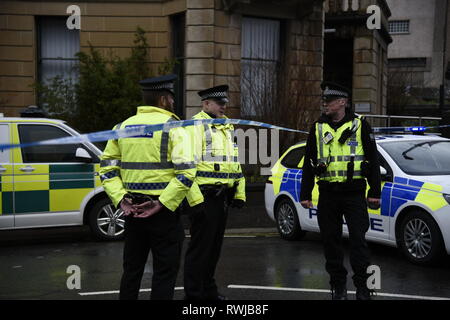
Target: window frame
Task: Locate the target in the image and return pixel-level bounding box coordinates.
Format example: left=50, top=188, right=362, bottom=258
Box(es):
left=388, top=20, right=410, bottom=34
left=17, top=123, right=98, bottom=164
left=240, top=16, right=283, bottom=117
left=36, top=15, right=80, bottom=85
left=281, top=146, right=305, bottom=169
left=0, top=124, right=11, bottom=164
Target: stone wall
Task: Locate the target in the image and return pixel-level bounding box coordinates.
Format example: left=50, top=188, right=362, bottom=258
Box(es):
left=0, top=0, right=185, bottom=116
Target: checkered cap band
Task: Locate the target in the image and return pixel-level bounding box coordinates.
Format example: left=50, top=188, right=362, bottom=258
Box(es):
left=323, top=87, right=348, bottom=98
left=142, top=82, right=174, bottom=91
left=200, top=91, right=228, bottom=100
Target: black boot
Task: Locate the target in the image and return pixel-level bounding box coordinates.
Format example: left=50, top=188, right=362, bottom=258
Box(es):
left=331, top=285, right=347, bottom=300
left=356, top=286, right=373, bottom=300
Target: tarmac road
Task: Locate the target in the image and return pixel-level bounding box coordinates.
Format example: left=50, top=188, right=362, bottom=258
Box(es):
left=1, top=225, right=450, bottom=300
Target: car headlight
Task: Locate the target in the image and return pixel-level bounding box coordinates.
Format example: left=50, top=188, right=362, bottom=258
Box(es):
left=443, top=194, right=450, bottom=205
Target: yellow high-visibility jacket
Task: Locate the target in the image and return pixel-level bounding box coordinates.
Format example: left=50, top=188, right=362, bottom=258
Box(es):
left=316, top=116, right=365, bottom=182
left=99, top=106, right=203, bottom=212
left=186, top=111, right=246, bottom=203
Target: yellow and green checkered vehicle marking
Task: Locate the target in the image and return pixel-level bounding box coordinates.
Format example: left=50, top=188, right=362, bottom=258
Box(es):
left=1, top=164, right=97, bottom=214
left=1, top=119, right=102, bottom=216
left=0, top=166, right=14, bottom=215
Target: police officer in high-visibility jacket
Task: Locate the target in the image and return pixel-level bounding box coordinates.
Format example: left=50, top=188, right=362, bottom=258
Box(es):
left=300, top=82, right=381, bottom=300
left=99, top=74, right=203, bottom=300
left=184, top=85, right=246, bottom=301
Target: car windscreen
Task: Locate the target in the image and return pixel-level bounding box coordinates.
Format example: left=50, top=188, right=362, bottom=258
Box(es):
left=379, top=140, right=450, bottom=175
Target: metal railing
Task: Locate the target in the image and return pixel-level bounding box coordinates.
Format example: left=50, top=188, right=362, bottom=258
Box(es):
left=359, top=114, right=442, bottom=128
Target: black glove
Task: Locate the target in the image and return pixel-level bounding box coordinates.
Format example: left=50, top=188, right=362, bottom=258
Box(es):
left=230, top=199, right=245, bottom=209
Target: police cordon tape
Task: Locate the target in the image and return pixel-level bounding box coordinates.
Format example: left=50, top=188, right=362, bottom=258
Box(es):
left=1, top=118, right=449, bottom=151
left=0, top=118, right=309, bottom=151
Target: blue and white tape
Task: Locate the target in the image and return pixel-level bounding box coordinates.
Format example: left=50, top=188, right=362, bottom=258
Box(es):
left=0, top=118, right=309, bottom=151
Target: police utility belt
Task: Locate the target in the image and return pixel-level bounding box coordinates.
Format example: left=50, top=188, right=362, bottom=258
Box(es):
left=199, top=183, right=237, bottom=199
left=312, top=125, right=371, bottom=183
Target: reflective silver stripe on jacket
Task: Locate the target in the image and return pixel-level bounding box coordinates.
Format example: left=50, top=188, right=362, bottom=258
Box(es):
left=100, top=159, right=121, bottom=167
left=173, top=162, right=196, bottom=170
left=349, top=118, right=360, bottom=155
left=113, top=122, right=122, bottom=142
left=318, top=123, right=324, bottom=161
left=160, top=118, right=176, bottom=163
left=203, top=124, right=228, bottom=162
left=201, top=155, right=238, bottom=162
left=319, top=155, right=365, bottom=163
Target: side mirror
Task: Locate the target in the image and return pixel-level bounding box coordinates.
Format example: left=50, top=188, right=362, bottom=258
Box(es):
left=76, top=147, right=92, bottom=162
left=380, top=166, right=392, bottom=181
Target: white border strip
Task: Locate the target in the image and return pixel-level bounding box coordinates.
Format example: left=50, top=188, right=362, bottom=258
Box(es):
left=79, top=287, right=184, bottom=296
left=227, top=284, right=450, bottom=300
left=80, top=284, right=450, bottom=300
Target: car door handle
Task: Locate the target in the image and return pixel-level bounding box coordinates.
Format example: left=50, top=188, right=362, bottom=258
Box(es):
left=20, top=166, right=35, bottom=172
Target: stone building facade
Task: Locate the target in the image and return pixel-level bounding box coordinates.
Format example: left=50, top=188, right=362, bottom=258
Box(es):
left=0, top=0, right=390, bottom=122
left=324, top=0, right=391, bottom=115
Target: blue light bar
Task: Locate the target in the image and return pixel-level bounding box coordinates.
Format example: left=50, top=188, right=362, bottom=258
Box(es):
left=407, top=126, right=426, bottom=132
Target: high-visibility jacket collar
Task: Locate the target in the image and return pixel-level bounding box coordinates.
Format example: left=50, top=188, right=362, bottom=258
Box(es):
left=196, top=110, right=232, bottom=129
left=136, top=106, right=181, bottom=121
left=317, top=109, right=358, bottom=130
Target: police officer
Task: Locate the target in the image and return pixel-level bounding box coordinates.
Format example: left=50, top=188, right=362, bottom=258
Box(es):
left=300, top=82, right=381, bottom=300
left=183, top=85, right=246, bottom=301
left=99, top=74, right=202, bottom=300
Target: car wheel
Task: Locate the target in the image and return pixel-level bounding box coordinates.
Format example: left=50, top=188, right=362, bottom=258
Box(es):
left=89, top=197, right=125, bottom=241
left=399, top=211, right=444, bottom=265
left=275, top=198, right=306, bottom=240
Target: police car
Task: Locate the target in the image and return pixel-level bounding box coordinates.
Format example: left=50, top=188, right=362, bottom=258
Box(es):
left=0, top=114, right=124, bottom=240
left=265, top=133, right=450, bottom=265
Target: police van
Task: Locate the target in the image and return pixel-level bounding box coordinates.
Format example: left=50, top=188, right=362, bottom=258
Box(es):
left=265, top=133, right=450, bottom=265
left=0, top=114, right=123, bottom=240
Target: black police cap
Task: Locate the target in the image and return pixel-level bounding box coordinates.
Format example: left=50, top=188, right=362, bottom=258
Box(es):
left=321, top=81, right=350, bottom=99
left=139, top=74, right=177, bottom=94
left=198, top=85, right=229, bottom=103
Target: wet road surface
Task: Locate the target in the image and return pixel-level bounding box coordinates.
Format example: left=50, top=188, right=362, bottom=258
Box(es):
left=1, top=226, right=450, bottom=300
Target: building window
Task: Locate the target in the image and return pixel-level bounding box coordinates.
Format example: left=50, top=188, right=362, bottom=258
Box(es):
left=241, top=17, right=281, bottom=117
left=388, top=58, right=427, bottom=68
left=37, top=16, right=80, bottom=84
left=389, top=20, right=410, bottom=34
left=170, top=13, right=186, bottom=119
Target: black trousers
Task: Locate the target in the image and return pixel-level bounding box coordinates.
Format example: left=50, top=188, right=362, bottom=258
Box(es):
left=184, top=191, right=228, bottom=300
left=119, top=209, right=184, bottom=300
left=317, top=188, right=371, bottom=288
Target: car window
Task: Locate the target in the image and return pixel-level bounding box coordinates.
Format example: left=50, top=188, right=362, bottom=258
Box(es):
left=0, top=124, right=10, bottom=163
left=18, top=124, right=85, bottom=163
left=281, top=146, right=305, bottom=169
left=380, top=140, right=450, bottom=175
